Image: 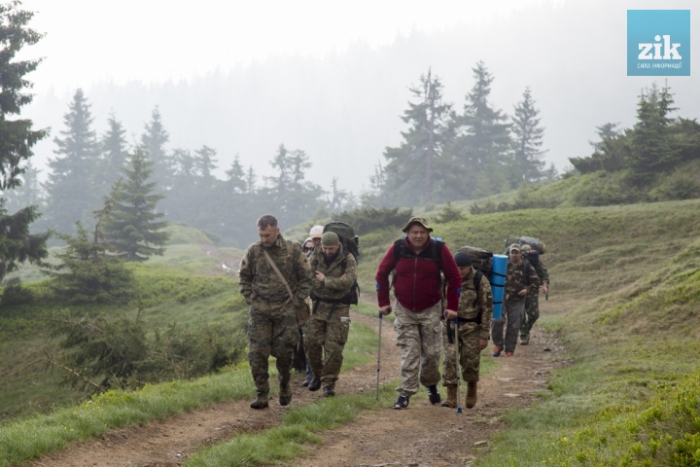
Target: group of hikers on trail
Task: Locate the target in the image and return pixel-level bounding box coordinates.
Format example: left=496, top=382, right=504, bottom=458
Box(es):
left=238, top=214, right=549, bottom=411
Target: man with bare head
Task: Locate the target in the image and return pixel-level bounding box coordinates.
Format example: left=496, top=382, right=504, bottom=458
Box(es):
left=239, top=215, right=312, bottom=409
left=375, top=217, right=461, bottom=409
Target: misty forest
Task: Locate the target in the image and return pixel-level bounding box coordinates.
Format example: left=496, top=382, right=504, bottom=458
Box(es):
left=1, top=1, right=700, bottom=467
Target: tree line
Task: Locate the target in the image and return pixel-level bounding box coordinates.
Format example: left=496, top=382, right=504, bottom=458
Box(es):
left=362, top=63, right=555, bottom=208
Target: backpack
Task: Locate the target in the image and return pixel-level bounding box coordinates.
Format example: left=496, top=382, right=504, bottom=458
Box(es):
left=527, top=250, right=540, bottom=269
left=504, top=235, right=546, bottom=255
left=322, top=222, right=360, bottom=305
left=457, top=246, right=494, bottom=278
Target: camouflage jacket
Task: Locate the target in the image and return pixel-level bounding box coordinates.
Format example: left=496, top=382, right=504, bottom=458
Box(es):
left=239, top=234, right=312, bottom=312
left=457, top=268, right=493, bottom=341
left=309, top=245, right=357, bottom=301
left=504, top=260, right=541, bottom=302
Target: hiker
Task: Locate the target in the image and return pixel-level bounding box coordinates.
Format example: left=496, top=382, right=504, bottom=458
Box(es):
left=309, top=225, right=324, bottom=249
left=239, top=215, right=312, bottom=409
left=375, top=217, right=461, bottom=409
left=304, top=231, right=358, bottom=396
left=491, top=244, right=540, bottom=357
left=296, top=236, right=316, bottom=387
left=441, top=251, right=493, bottom=409
left=520, top=244, right=550, bottom=345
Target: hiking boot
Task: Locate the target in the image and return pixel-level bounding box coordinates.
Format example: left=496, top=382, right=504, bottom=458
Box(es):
left=323, top=386, right=335, bottom=397
left=492, top=346, right=503, bottom=357
left=301, top=375, right=312, bottom=387
left=308, top=377, right=322, bottom=391
left=466, top=382, right=477, bottom=409
left=441, top=385, right=457, bottom=408
left=393, top=394, right=409, bottom=409
left=427, top=385, right=441, bottom=405
left=250, top=395, right=269, bottom=410
left=279, top=383, right=292, bottom=406
left=520, top=337, right=530, bottom=345
left=506, top=351, right=514, bottom=357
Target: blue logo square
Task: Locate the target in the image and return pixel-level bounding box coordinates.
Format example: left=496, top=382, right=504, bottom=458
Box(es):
left=627, top=10, right=690, bottom=76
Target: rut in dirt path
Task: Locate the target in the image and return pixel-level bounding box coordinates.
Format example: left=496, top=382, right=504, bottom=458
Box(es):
left=30, top=310, right=404, bottom=467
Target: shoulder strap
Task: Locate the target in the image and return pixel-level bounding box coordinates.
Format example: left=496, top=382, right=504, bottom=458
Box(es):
left=431, top=239, right=443, bottom=269
left=523, top=259, right=530, bottom=286
left=473, top=270, right=483, bottom=292
left=262, top=250, right=294, bottom=301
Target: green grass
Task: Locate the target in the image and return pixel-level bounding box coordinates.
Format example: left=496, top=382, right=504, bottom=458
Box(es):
left=0, top=319, right=377, bottom=466
left=185, top=382, right=399, bottom=467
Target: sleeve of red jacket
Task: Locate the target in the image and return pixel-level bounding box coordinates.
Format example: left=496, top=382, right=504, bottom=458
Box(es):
left=441, top=244, right=461, bottom=311
left=375, top=244, right=396, bottom=308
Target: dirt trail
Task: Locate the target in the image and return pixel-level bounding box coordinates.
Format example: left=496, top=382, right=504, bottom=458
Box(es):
left=31, top=303, right=564, bottom=467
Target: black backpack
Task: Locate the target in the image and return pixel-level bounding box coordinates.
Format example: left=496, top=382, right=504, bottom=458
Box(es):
left=323, top=222, right=360, bottom=305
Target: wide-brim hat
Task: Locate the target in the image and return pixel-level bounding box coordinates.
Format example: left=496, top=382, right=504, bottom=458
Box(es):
left=402, top=217, right=433, bottom=233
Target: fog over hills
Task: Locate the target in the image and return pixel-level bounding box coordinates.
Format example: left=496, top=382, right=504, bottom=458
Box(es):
left=25, top=0, right=700, bottom=194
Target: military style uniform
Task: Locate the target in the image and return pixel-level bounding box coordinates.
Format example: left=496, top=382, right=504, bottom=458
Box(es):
left=443, top=268, right=493, bottom=385
left=304, top=246, right=357, bottom=390
left=239, top=235, right=311, bottom=404
left=491, top=260, right=540, bottom=354
left=521, top=259, right=549, bottom=342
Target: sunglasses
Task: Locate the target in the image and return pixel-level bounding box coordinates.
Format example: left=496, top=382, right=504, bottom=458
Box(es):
left=303, top=246, right=313, bottom=252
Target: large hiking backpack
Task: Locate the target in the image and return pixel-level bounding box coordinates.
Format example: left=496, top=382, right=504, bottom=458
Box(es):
left=504, top=235, right=546, bottom=255
left=458, top=246, right=494, bottom=278
left=323, top=221, right=360, bottom=305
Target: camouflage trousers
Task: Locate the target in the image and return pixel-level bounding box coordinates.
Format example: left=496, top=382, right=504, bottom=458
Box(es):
left=303, top=302, right=350, bottom=387
left=394, top=300, right=442, bottom=396
left=491, top=300, right=525, bottom=354
left=442, top=321, right=483, bottom=385
left=248, top=306, right=299, bottom=398
left=520, top=292, right=540, bottom=340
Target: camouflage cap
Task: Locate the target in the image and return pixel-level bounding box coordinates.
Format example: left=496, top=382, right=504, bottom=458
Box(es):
left=508, top=243, right=522, bottom=253
left=321, top=231, right=339, bottom=246
left=521, top=244, right=532, bottom=252
left=402, top=216, right=433, bottom=233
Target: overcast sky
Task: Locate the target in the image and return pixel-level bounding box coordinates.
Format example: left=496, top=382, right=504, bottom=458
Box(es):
left=17, top=0, right=700, bottom=194
left=23, top=0, right=558, bottom=93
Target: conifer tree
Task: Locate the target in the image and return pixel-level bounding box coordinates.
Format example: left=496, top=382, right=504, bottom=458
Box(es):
left=98, top=113, right=129, bottom=195
left=225, top=155, right=247, bottom=194
left=383, top=69, right=453, bottom=205
left=103, top=147, right=169, bottom=261
left=0, top=1, right=49, bottom=281
left=141, top=107, right=172, bottom=193
left=511, top=87, right=546, bottom=183
left=44, top=88, right=100, bottom=233
left=629, top=84, right=677, bottom=185
left=194, top=145, right=217, bottom=183
left=448, top=61, right=511, bottom=197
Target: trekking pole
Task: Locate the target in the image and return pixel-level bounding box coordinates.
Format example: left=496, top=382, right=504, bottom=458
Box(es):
left=455, top=317, right=462, bottom=414
left=376, top=308, right=388, bottom=401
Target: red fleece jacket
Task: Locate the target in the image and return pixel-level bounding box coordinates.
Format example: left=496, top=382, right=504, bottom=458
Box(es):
left=375, top=237, right=461, bottom=312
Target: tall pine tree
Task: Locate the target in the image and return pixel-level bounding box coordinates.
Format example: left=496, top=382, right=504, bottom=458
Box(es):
left=511, top=87, right=546, bottom=184
left=383, top=69, right=453, bottom=205
left=44, top=88, right=100, bottom=234
left=103, top=147, right=168, bottom=261
left=448, top=61, right=511, bottom=197
left=97, top=112, right=129, bottom=196
left=141, top=107, right=172, bottom=194
left=629, top=83, right=677, bottom=186
left=0, top=1, right=49, bottom=281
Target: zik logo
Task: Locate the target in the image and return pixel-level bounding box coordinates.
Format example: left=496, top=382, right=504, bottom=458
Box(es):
left=638, top=35, right=682, bottom=60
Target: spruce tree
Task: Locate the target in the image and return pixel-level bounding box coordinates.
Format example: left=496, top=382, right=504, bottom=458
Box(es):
left=225, top=155, right=247, bottom=194
left=103, top=147, right=169, bottom=261
left=383, top=69, right=453, bottom=205
left=98, top=112, right=129, bottom=196
left=141, top=107, right=172, bottom=193
left=448, top=61, right=511, bottom=198
left=44, top=88, right=100, bottom=233
left=0, top=1, right=49, bottom=281
left=511, top=87, right=546, bottom=183
left=629, top=84, right=677, bottom=185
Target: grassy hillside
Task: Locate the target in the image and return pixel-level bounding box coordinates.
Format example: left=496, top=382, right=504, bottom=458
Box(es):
left=336, top=198, right=700, bottom=466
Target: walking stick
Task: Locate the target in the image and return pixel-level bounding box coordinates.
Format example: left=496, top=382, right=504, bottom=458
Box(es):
left=455, top=317, right=462, bottom=414
left=376, top=309, right=387, bottom=401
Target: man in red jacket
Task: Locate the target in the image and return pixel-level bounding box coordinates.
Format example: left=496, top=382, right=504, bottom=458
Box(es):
left=376, top=217, right=461, bottom=409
